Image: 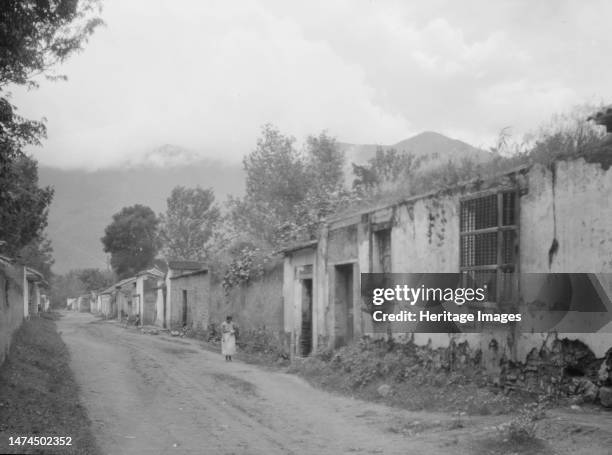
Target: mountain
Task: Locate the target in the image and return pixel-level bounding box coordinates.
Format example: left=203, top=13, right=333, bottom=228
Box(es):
left=338, top=131, right=490, bottom=166
left=39, top=132, right=489, bottom=273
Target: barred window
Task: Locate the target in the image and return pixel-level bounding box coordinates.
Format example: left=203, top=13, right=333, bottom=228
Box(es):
left=460, top=191, right=518, bottom=304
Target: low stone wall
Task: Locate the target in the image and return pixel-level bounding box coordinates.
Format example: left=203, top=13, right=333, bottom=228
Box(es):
left=0, top=262, right=24, bottom=366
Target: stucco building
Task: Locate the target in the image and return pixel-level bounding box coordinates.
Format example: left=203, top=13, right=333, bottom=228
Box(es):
left=283, top=148, right=612, bottom=369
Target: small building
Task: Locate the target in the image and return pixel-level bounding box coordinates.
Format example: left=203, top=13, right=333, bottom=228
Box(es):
left=283, top=143, right=612, bottom=367
left=96, top=286, right=116, bottom=319
left=76, top=294, right=91, bottom=313
left=114, top=276, right=138, bottom=321
left=67, top=297, right=77, bottom=310
left=156, top=261, right=209, bottom=330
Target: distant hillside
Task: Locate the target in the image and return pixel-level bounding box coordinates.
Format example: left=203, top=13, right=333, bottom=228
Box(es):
left=339, top=131, right=490, bottom=167
left=40, top=132, right=488, bottom=273
left=39, top=158, right=245, bottom=273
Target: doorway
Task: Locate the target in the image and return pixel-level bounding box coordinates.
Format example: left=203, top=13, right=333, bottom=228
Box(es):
left=182, top=290, right=188, bottom=326
left=334, top=264, right=354, bottom=348
left=162, top=287, right=167, bottom=328
left=300, top=279, right=313, bottom=356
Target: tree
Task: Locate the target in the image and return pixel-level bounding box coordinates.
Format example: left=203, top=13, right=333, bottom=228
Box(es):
left=101, top=205, right=160, bottom=279
left=304, top=131, right=345, bottom=192
left=352, top=147, right=421, bottom=194
left=0, top=154, right=54, bottom=255
left=229, top=124, right=309, bottom=245
left=229, top=127, right=356, bottom=249
left=18, top=233, right=55, bottom=280
left=0, top=0, right=101, bottom=261
left=1, top=0, right=102, bottom=166
left=160, top=186, right=220, bottom=260
left=49, top=267, right=111, bottom=308
left=77, top=268, right=113, bottom=291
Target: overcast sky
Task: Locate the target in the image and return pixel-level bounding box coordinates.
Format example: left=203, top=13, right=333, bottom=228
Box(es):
left=10, top=0, right=612, bottom=169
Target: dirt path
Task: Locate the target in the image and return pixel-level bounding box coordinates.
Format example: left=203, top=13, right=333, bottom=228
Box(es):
left=58, top=312, right=466, bottom=455
left=57, top=312, right=612, bottom=455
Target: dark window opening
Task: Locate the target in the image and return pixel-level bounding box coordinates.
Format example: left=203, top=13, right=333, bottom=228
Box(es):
left=460, top=191, right=519, bottom=304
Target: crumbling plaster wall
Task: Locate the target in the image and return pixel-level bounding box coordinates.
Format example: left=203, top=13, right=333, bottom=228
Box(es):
left=517, top=159, right=612, bottom=360
left=390, top=193, right=510, bottom=375
left=322, top=220, right=363, bottom=349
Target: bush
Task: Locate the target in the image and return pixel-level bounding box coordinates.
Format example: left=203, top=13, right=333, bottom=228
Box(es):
left=503, top=403, right=543, bottom=444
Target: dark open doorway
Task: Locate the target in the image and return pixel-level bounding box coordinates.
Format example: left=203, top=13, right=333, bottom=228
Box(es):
left=300, top=279, right=313, bottom=356
left=162, top=287, right=167, bottom=328
left=182, top=290, right=188, bottom=326
left=334, top=264, right=354, bottom=348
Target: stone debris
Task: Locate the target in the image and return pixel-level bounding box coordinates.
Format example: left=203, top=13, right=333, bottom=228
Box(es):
left=599, top=387, right=612, bottom=408
left=377, top=384, right=391, bottom=397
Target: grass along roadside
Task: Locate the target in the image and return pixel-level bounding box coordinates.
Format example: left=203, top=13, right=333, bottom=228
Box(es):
left=0, top=313, right=100, bottom=455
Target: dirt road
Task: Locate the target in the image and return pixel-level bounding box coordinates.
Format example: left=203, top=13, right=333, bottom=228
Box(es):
left=58, top=312, right=462, bottom=455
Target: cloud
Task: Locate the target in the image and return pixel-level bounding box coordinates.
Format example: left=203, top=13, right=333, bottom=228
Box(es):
left=11, top=0, right=612, bottom=169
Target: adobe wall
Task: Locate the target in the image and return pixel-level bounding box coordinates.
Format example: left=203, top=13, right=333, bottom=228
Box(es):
left=0, top=262, right=25, bottom=366
left=210, top=260, right=284, bottom=333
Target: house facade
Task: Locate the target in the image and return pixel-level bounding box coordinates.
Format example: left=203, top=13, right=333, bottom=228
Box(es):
left=115, top=277, right=137, bottom=321
left=283, top=157, right=612, bottom=368
left=156, top=261, right=209, bottom=330
left=135, top=267, right=165, bottom=325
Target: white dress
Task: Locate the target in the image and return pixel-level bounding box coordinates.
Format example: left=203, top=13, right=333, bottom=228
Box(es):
left=221, top=321, right=236, bottom=356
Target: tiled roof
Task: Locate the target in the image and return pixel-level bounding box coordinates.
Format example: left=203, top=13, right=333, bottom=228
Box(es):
left=135, top=266, right=165, bottom=278
left=170, top=269, right=209, bottom=280
left=278, top=240, right=318, bottom=255
left=167, top=260, right=207, bottom=271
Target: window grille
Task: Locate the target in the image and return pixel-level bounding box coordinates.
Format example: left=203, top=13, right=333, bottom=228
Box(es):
left=460, top=191, right=518, bottom=304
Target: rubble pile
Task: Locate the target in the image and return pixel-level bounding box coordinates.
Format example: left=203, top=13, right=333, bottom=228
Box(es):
left=501, top=340, right=612, bottom=408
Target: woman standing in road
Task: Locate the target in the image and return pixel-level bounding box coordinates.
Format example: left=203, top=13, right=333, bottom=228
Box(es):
left=221, top=315, right=237, bottom=361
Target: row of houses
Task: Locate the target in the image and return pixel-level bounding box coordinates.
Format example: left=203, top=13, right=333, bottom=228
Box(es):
left=72, top=260, right=211, bottom=331
left=0, top=255, right=49, bottom=365
left=73, top=108, right=612, bottom=383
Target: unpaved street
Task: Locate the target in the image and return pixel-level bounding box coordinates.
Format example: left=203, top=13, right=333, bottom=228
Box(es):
left=58, top=312, right=459, bottom=455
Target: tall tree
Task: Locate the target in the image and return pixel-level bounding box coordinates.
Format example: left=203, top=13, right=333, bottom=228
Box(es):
left=77, top=268, right=113, bottom=292
left=352, top=147, right=420, bottom=194
left=304, top=132, right=345, bottom=192
left=18, top=233, right=55, bottom=279
left=101, top=205, right=160, bottom=279
left=0, top=154, right=54, bottom=255
left=160, top=186, right=220, bottom=260
left=1, top=0, right=102, bottom=168
left=0, top=0, right=102, bottom=260
left=229, top=127, right=356, bottom=248
left=230, top=124, right=309, bottom=245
